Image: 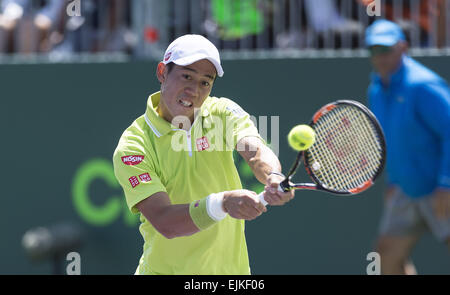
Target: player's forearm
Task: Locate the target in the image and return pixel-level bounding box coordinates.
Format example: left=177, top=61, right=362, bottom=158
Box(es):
left=238, top=137, right=282, bottom=185
left=249, top=145, right=282, bottom=184
left=137, top=191, right=232, bottom=239
left=136, top=194, right=200, bottom=239
left=154, top=204, right=201, bottom=239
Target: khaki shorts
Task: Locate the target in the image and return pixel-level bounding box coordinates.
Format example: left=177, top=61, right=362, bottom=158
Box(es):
left=379, top=188, right=450, bottom=242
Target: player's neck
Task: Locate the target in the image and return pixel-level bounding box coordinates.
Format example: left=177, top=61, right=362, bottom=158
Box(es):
left=156, top=103, right=194, bottom=131
left=381, top=76, right=390, bottom=88
left=155, top=102, right=174, bottom=126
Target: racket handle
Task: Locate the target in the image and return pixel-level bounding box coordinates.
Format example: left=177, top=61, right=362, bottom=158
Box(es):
left=258, top=192, right=268, bottom=206
left=258, top=185, right=283, bottom=207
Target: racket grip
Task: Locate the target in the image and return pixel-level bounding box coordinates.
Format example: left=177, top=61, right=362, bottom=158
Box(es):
left=258, top=192, right=268, bottom=206
left=257, top=185, right=283, bottom=207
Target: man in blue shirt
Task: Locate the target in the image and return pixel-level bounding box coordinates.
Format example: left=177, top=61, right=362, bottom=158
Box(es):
left=366, top=19, right=450, bottom=274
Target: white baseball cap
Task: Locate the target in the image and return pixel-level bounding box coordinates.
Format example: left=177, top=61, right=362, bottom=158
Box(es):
left=162, top=34, right=224, bottom=77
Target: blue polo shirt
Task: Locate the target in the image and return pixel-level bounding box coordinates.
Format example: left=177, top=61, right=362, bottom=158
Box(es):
left=368, top=55, right=450, bottom=198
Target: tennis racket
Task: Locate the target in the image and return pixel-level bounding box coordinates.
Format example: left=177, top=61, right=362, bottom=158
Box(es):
left=259, top=100, right=386, bottom=206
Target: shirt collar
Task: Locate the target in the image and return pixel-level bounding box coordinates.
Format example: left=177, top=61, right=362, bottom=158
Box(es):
left=144, top=91, right=211, bottom=137
left=371, top=54, right=408, bottom=88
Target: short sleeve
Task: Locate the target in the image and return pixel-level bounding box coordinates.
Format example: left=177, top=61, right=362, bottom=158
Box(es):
left=113, top=141, right=167, bottom=214
left=219, top=98, right=265, bottom=150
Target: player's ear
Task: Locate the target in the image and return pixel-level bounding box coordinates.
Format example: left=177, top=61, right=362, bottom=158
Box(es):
left=156, top=62, right=167, bottom=83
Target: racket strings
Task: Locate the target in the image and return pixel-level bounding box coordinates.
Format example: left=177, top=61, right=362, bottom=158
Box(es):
left=325, top=108, right=381, bottom=188
left=325, top=107, right=381, bottom=188
left=306, top=105, right=383, bottom=191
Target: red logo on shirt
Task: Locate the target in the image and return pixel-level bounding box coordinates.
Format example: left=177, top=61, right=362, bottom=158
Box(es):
left=139, top=173, right=152, bottom=182
left=196, top=136, right=210, bottom=151
left=121, top=155, right=144, bottom=165
left=129, top=176, right=140, bottom=188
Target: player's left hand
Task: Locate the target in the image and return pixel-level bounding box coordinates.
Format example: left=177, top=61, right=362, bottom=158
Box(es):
left=432, top=189, right=450, bottom=220
left=262, top=173, right=295, bottom=206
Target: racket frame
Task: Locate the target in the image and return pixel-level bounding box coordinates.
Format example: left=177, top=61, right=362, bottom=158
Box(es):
left=284, top=100, right=386, bottom=195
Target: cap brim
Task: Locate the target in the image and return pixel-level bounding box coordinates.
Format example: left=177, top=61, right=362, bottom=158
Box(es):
left=366, top=35, right=398, bottom=47
left=172, top=53, right=224, bottom=77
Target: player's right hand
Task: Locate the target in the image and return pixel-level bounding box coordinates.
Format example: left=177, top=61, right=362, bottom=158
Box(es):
left=222, top=189, right=267, bottom=220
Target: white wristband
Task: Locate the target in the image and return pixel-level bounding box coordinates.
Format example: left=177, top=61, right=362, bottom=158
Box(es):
left=206, top=192, right=227, bottom=221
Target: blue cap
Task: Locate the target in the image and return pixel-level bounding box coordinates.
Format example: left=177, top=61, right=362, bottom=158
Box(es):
left=365, top=20, right=405, bottom=47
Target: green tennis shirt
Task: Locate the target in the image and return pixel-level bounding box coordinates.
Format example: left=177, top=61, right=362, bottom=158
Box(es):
left=113, top=91, right=263, bottom=275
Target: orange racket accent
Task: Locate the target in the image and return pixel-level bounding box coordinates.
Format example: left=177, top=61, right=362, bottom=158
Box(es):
left=313, top=104, right=337, bottom=123
left=349, top=180, right=374, bottom=194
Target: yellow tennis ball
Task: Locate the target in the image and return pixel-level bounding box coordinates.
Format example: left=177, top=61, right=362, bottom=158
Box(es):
left=287, top=125, right=316, bottom=151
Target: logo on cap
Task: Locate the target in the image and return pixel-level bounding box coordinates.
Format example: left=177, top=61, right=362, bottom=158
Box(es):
left=164, top=52, right=172, bottom=62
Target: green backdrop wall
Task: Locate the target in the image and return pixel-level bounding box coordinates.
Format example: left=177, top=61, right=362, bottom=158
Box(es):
left=1, top=56, right=449, bottom=274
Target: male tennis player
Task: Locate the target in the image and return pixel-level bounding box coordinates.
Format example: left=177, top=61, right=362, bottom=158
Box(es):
left=365, top=20, right=450, bottom=274
left=113, top=34, right=294, bottom=275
